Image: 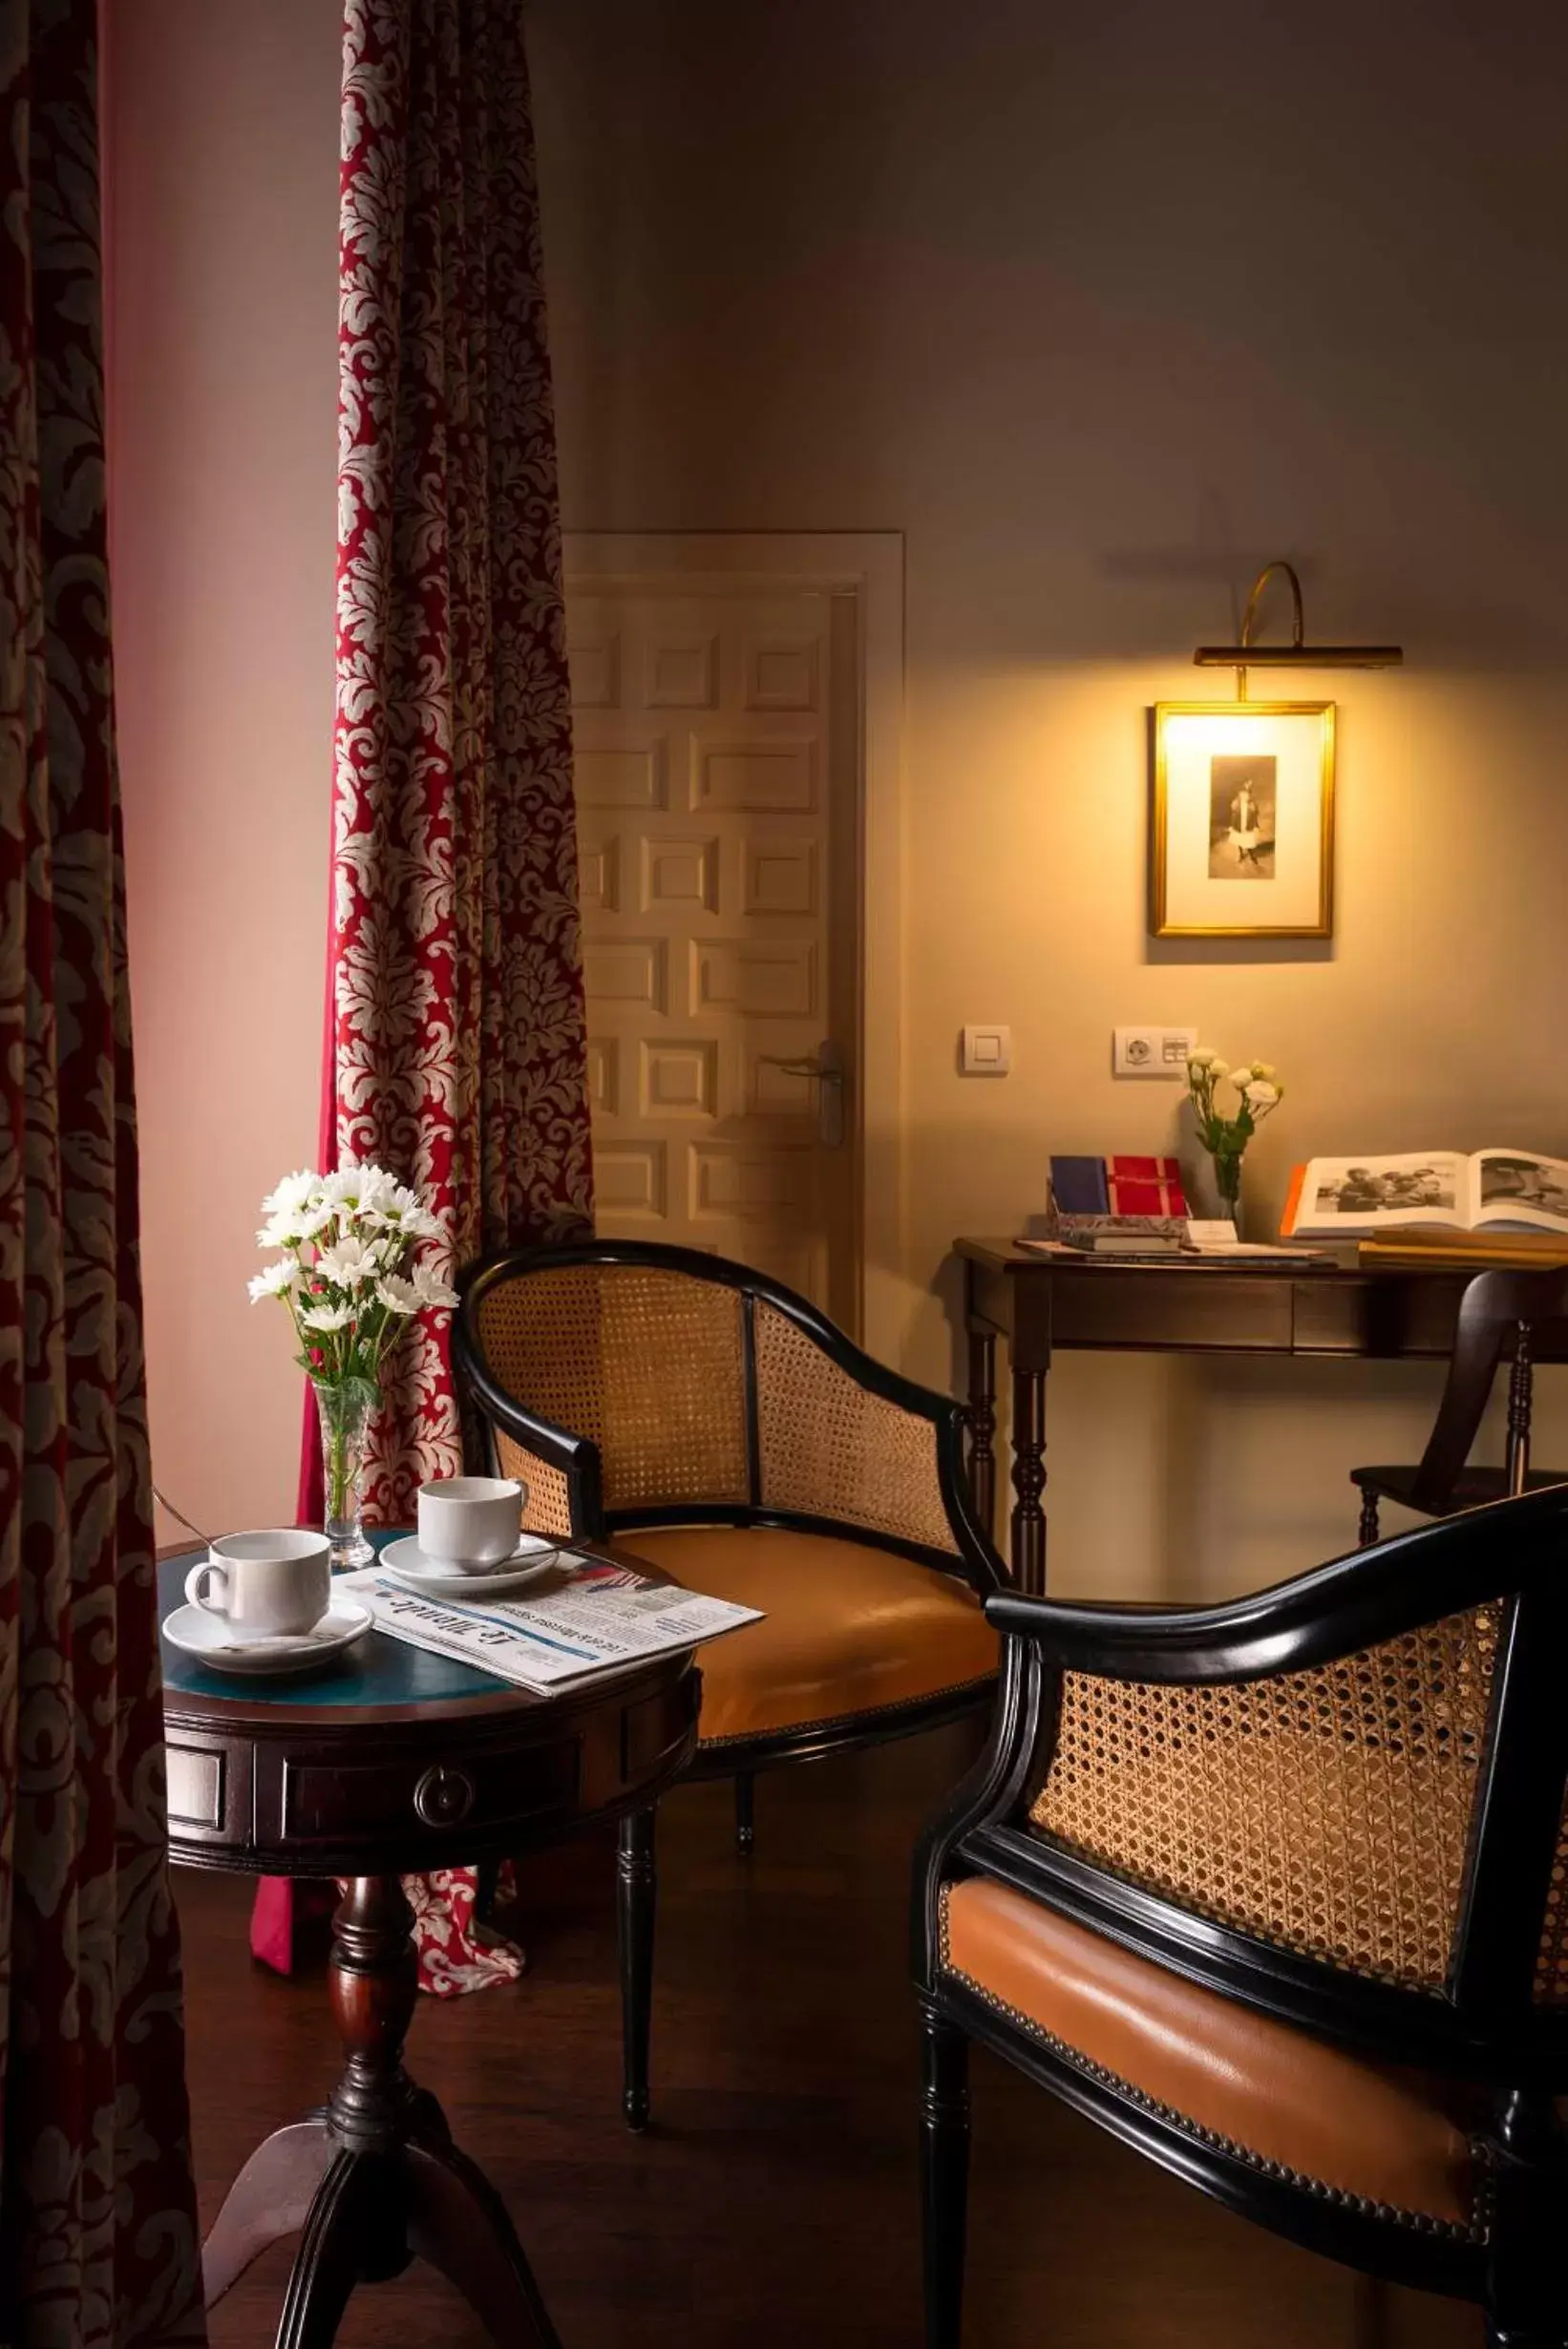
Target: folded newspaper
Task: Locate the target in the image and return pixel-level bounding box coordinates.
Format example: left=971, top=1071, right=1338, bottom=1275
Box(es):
left=338, top=1553, right=761, bottom=1692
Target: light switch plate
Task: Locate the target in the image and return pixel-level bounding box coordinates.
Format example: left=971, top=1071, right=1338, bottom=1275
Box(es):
left=1112, top=1025, right=1197, bottom=1079
left=961, top=1024, right=1012, bottom=1075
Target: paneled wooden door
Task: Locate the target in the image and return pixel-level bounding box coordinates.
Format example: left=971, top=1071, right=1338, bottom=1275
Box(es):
left=565, top=568, right=861, bottom=1328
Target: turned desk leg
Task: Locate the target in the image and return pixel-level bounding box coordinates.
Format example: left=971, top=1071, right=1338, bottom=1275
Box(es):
left=965, top=1331, right=997, bottom=1537
left=201, top=1874, right=561, bottom=2349
left=1010, top=1368, right=1048, bottom=1595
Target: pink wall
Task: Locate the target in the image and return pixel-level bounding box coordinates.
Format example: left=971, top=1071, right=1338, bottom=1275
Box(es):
left=108, top=0, right=341, bottom=1540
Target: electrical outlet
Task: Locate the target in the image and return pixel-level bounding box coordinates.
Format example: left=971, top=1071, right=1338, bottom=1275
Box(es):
left=1112, top=1025, right=1197, bottom=1080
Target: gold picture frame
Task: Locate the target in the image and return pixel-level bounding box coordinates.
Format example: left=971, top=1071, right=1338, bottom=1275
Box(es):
left=1151, top=700, right=1335, bottom=940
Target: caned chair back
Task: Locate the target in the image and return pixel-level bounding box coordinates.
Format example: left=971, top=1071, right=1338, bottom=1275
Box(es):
left=456, top=1243, right=996, bottom=1581
left=959, top=1486, right=1568, bottom=2072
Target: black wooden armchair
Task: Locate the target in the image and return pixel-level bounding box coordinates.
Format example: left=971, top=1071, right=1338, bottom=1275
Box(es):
left=456, top=1239, right=1005, bottom=2127
left=1353, top=1267, right=1568, bottom=1544
left=916, top=1486, right=1568, bottom=2349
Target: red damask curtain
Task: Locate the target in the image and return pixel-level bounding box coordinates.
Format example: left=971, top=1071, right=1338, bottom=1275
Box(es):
left=312, top=0, right=593, bottom=1524
left=0, top=1, right=206, bottom=2339
left=258, top=0, right=592, bottom=1997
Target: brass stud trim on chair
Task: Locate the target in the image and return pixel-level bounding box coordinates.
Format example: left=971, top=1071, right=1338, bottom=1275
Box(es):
left=937, top=1893, right=1489, bottom=2245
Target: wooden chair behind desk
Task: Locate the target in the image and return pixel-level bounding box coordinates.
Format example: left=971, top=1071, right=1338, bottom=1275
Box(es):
left=1351, top=1267, right=1568, bottom=1545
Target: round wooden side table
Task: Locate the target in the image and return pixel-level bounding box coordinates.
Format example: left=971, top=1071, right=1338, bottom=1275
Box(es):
left=159, top=1541, right=699, bottom=2349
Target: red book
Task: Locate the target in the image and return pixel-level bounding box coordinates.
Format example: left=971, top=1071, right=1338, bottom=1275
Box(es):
left=1106, top=1154, right=1188, bottom=1217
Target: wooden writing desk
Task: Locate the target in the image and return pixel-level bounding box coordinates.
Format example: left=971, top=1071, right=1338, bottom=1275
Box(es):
left=957, top=1238, right=1568, bottom=1594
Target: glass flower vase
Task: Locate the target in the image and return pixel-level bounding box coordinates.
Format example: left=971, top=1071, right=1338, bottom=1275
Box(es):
left=1206, top=1148, right=1245, bottom=1233
left=313, top=1375, right=378, bottom=1572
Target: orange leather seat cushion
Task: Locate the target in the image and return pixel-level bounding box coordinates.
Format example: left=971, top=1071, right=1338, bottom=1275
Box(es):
left=621, top=1525, right=998, bottom=1746
left=943, top=1875, right=1477, bottom=2229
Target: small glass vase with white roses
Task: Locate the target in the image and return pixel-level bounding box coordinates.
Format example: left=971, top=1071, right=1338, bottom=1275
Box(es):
left=1183, top=1049, right=1284, bottom=1231
left=249, top=1166, right=458, bottom=1570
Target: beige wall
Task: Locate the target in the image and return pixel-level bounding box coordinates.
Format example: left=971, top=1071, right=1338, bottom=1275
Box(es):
left=108, top=0, right=341, bottom=1541
left=111, top=0, right=1568, bottom=1591
left=526, top=0, right=1568, bottom=1597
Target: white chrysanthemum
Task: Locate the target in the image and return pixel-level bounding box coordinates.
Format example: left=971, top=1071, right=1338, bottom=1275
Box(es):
left=314, top=1235, right=384, bottom=1289
left=363, top=1178, right=440, bottom=1240
left=1186, top=1048, right=1215, bottom=1070
left=1207, top=1058, right=1229, bottom=1079
left=300, top=1301, right=355, bottom=1332
left=258, top=1194, right=335, bottom=1249
left=248, top=1259, right=299, bottom=1303
left=412, top=1260, right=460, bottom=1311
left=375, top=1274, right=423, bottom=1316
left=261, top=1169, right=321, bottom=1219
left=1230, top=1070, right=1256, bottom=1095
left=1247, top=1080, right=1281, bottom=1106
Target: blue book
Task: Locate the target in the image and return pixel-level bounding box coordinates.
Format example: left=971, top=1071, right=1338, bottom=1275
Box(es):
left=1049, top=1155, right=1110, bottom=1214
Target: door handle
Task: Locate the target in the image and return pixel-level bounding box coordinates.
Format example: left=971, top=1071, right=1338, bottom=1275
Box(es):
left=758, top=1040, right=846, bottom=1150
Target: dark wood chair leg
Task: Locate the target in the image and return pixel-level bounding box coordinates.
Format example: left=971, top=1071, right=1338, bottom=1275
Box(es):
left=618, top=1805, right=657, bottom=2132
left=734, top=1770, right=755, bottom=1853
left=405, top=2138, right=564, bottom=2349
left=1357, top=1487, right=1381, bottom=1547
left=1484, top=2091, right=1568, bottom=2349
left=920, top=1998, right=970, bottom=2349
left=1351, top=2273, right=1389, bottom=2349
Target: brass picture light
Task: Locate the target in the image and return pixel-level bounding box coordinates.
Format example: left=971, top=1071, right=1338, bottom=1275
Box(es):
left=1193, top=559, right=1404, bottom=700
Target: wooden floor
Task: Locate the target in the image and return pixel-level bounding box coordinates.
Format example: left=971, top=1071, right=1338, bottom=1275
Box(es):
left=178, top=1723, right=1481, bottom=2349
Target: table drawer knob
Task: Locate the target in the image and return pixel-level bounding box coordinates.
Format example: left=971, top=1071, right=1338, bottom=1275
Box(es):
left=413, top=1764, right=476, bottom=1828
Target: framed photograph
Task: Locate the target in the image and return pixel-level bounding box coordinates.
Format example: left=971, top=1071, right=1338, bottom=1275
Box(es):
left=1150, top=701, right=1335, bottom=939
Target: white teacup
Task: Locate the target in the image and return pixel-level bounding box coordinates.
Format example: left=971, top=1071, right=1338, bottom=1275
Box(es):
left=185, top=1529, right=331, bottom=1640
left=417, top=1475, right=526, bottom=1570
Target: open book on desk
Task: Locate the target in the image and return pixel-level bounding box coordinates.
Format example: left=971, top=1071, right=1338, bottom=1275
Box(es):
left=1282, top=1150, right=1568, bottom=1242
left=340, top=1555, right=760, bottom=1693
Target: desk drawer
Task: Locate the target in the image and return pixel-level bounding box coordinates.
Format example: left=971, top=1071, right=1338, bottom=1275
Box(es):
left=1050, top=1271, right=1294, bottom=1352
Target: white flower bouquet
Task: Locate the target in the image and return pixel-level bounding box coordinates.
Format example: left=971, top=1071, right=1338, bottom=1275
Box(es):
left=1184, top=1049, right=1284, bottom=1218
left=250, top=1165, right=458, bottom=1564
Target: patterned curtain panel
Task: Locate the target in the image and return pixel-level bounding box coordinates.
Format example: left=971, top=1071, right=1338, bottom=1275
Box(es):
left=320, top=0, right=593, bottom=1524
left=0, top=1, right=206, bottom=2339
left=257, top=0, right=593, bottom=2000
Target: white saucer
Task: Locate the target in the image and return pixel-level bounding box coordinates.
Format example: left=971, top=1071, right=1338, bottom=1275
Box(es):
left=162, top=1595, right=373, bottom=1677
left=376, top=1534, right=568, bottom=1598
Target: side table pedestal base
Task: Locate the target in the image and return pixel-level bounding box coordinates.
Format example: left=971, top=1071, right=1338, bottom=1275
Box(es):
left=201, top=1874, right=562, bottom=2349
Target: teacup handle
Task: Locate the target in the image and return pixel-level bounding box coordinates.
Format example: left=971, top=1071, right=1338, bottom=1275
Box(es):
left=185, top=1559, right=230, bottom=1614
